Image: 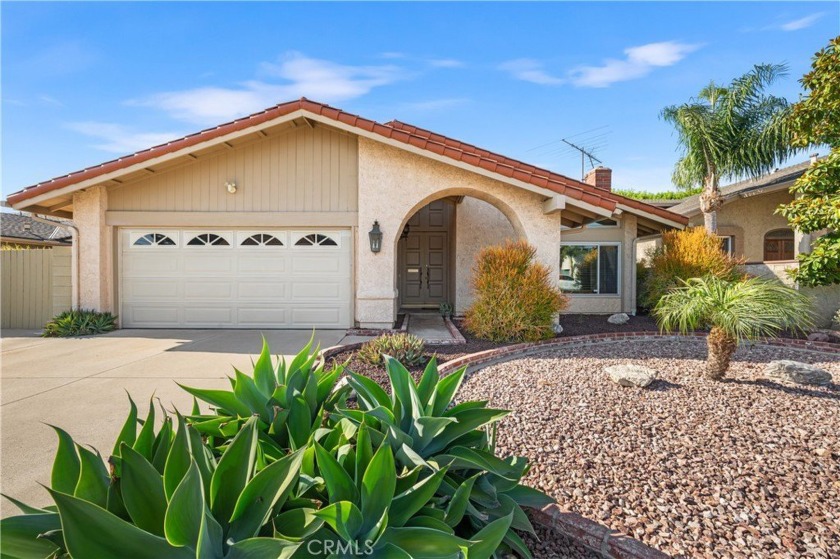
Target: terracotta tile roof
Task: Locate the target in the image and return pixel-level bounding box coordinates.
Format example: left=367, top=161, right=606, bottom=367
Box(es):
left=6, top=98, right=687, bottom=225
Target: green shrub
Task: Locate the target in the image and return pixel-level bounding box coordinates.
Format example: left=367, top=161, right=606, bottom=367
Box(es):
left=1, top=341, right=553, bottom=558
left=640, top=227, right=742, bottom=310
left=464, top=240, right=567, bottom=342
left=356, top=332, right=425, bottom=367
left=42, top=309, right=117, bottom=337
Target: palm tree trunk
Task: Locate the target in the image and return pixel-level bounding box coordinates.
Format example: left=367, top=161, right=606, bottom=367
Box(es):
left=706, top=326, right=736, bottom=380
left=699, top=172, right=721, bottom=234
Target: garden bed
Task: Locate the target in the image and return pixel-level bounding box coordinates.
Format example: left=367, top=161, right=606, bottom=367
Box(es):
left=455, top=338, right=840, bottom=558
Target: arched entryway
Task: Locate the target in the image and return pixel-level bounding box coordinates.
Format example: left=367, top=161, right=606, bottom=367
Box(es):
left=395, top=192, right=523, bottom=313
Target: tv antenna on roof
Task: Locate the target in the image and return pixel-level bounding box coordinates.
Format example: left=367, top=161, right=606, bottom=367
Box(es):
left=561, top=139, right=602, bottom=181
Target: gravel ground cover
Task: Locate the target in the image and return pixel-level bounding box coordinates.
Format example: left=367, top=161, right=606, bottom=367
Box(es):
left=457, top=339, right=840, bottom=559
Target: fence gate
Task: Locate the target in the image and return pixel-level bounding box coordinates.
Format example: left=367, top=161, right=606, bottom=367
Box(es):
left=1, top=247, right=72, bottom=329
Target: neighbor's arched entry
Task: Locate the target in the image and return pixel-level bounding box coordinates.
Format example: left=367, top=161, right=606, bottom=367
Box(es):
left=394, top=189, right=526, bottom=312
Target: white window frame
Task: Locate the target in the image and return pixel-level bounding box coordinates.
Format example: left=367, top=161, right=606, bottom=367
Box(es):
left=719, top=235, right=734, bottom=256
left=292, top=232, right=342, bottom=249
left=236, top=231, right=288, bottom=248
left=559, top=242, right=622, bottom=296
left=128, top=230, right=180, bottom=248
left=183, top=231, right=234, bottom=248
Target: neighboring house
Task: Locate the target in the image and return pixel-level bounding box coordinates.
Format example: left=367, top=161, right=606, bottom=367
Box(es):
left=637, top=157, right=839, bottom=326
left=0, top=213, right=72, bottom=248
left=6, top=98, right=687, bottom=330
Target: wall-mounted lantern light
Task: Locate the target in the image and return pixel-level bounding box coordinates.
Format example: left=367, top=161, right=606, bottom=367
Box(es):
left=225, top=180, right=238, bottom=194
left=400, top=224, right=411, bottom=240
left=369, top=221, right=382, bottom=253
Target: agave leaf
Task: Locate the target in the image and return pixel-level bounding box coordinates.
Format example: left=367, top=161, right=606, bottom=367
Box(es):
left=303, top=370, right=319, bottom=416
left=252, top=337, right=277, bottom=397
left=73, top=445, right=109, bottom=507
left=49, top=489, right=193, bottom=558
left=286, top=336, right=314, bottom=378
left=360, top=443, right=396, bottom=534
left=444, top=400, right=491, bottom=417
left=429, top=367, right=466, bottom=416
left=502, top=483, right=555, bottom=509
left=133, top=399, right=157, bottom=460
left=416, top=356, right=440, bottom=408
left=315, top=363, right=344, bottom=404
left=354, top=423, right=374, bottom=488
left=313, top=442, right=358, bottom=504
left=112, top=394, right=138, bottom=458
left=0, top=512, right=61, bottom=558
left=1, top=494, right=49, bottom=515
left=377, top=526, right=465, bottom=558
left=188, top=424, right=217, bottom=500
left=48, top=425, right=80, bottom=495
left=403, top=515, right=454, bottom=533
left=444, top=473, right=479, bottom=528
left=313, top=500, right=363, bottom=542
left=191, top=416, right=243, bottom=439
left=346, top=372, right=390, bottom=410
left=209, top=417, right=259, bottom=527
left=223, top=537, right=300, bottom=559
left=413, top=416, right=457, bottom=453
left=423, top=409, right=510, bottom=456
left=151, top=417, right=173, bottom=473
left=465, top=512, right=514, bottom=559
left=272, top=508, right=324, bottom=542
left=490, top=493, right=535, bottom=535
left=105, top=477, right=130, bottom=520
left=286, top=396, right=313, bottom=449
left=437, top=446, right=519, bottom=480
left=120, top=443, right=167, bottom=537
left=164, top=414, right=192, bottom=500
left=177, top=384, right=253, bottom=418
left=164, top=460, right=223, bottom=558
left=503, top=528, right=534, bottom=559
left=389, top=467, right=447, bottom=527
left=233, top=369, right=269, bottom=420
left=191, top=397, right=202, bottom=416
left=227, top=449, right=304, bottom=542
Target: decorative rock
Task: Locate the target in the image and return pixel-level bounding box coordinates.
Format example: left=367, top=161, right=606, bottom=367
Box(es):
left=605, top=364, right=657, bottom=388
left=764, top=360, right=832, bottom=386
left=807, top=332, right=830, bottom=342
left=607, top=313, right=630, bottom=325
left=553, top=323, right=564, bottom=334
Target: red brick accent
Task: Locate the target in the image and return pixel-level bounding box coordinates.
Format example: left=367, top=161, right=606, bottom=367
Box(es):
left=585, top=166, right=612, bottom=192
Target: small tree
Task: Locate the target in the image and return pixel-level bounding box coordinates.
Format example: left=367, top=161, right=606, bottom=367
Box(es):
left=640, top=227, right=742, bottom=310
left=464, top=240, right=567, bottom=342
left=654, top=276, right=813, bottom=380
left=777, top=36, right=840, bottom=287
left=662, top=64, right=797, bottom=233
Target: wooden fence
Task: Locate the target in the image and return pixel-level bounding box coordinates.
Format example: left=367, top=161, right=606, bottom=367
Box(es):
left=1, top=247, right=72, bottom=329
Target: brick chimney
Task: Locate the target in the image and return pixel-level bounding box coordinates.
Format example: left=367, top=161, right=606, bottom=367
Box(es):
left=584, top=166, right=612, bottom=192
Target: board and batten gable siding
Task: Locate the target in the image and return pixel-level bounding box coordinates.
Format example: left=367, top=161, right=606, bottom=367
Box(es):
left=107, top=126, right=359, bottom=213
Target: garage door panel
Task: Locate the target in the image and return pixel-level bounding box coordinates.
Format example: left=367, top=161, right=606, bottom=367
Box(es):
left=121, top=229, right=351, bottom=328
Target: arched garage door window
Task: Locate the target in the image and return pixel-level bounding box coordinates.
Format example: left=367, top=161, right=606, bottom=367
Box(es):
left=763, top=229, right=794, bottom=261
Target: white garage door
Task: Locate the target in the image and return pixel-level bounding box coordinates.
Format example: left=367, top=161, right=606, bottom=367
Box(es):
left=120, top=229, right=352, bottom=328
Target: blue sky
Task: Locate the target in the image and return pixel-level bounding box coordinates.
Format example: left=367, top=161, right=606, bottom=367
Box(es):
left=2, top=2, right=837, bottom=199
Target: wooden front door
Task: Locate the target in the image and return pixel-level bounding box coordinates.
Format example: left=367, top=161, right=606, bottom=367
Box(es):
left=398, top=200, right=453, bottom=308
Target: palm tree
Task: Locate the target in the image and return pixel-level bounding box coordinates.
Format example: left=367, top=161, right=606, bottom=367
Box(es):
left=653, top=276, right=813, bottom=380
left=661, top=64, right=797, bottom=233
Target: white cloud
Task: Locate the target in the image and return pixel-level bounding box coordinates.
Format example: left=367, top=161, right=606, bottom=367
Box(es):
left=498, top=58, right=565, bottom=85
left=130, top=52, right=407, bottom=125
left=66, top=122, right=185, bottom=154
left=570, top=41, right=700, bottom=88
left=428, top=58, right=464, bottom=68
left=779, top=13, right=823, bottom=31
left=38, top=95, right=64, bottom=107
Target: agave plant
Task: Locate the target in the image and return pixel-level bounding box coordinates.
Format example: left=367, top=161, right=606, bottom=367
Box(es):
left=181, top=338, right=349, bottom=454
left=1, top=408, right=304, bottom=558
left=340, top=357, right=553, bottom=557
left=356, top=333, right=426, bottom=368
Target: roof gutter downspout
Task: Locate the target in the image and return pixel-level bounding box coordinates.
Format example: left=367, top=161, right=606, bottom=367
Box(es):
left=631, top=233, right=664, bottom=316
left=1, top=203, right=79, bottom=310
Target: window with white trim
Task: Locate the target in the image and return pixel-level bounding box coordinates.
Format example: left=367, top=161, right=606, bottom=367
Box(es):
left=719, top=235, right=734, bottom=256
left=241, top=234, right=283, bottom=246
left=559, top=244, right=620, bottom=294
left=187, top=233, right=230, bottom=246
left=133, top=233, right=176, bottom=247
left=295, top=233, right=338, bottom=247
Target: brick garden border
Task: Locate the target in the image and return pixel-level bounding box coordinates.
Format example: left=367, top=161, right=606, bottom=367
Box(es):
left=322, top=331, right=837, bottom=559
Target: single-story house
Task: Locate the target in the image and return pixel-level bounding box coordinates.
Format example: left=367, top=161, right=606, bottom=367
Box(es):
left=0, top=212, right=72, bottom=248
left=638, top=156, right=839, bottom=326
left=6, top=98, right=687, bottom=329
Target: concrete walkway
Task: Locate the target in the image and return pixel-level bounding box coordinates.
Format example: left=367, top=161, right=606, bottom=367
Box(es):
left=407, top=312, right=455, bottom=343
left=0, top=328, right=370, bottom=517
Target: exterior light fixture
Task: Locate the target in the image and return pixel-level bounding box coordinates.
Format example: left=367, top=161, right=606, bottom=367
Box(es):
left=400, top=224, right=410, bottom=240
left=225, top=181, right=238, bottom=194
left=369, top=221, right=383, bottom=253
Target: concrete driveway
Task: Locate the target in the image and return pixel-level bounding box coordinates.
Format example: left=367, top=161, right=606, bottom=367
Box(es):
left=0, top=328, right=369, bottom=517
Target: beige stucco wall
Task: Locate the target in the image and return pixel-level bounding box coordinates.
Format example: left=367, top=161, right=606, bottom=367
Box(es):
left=356, top=137, right=570, bottom=328
left=454, top=197, right=516, bottom=313
left=687, top=189, right=792, bottom=263
left=74, top=185, right=113, bottom=312
left=108, top=126, right=358, bottom=214
left=745, top=261, right=840, bottom=328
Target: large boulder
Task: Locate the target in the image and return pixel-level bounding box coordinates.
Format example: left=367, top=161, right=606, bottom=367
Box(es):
left=607, top=313, right=630, bottom=325
left=606, top=364, right=657, bottom=388
left=764, top=360, right=833, bottom=386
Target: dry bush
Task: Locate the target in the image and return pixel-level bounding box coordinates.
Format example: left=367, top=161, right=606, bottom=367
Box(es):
left=464, top=240, right=567, bottom=342
left=641, top=227, right=742, bottom=310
